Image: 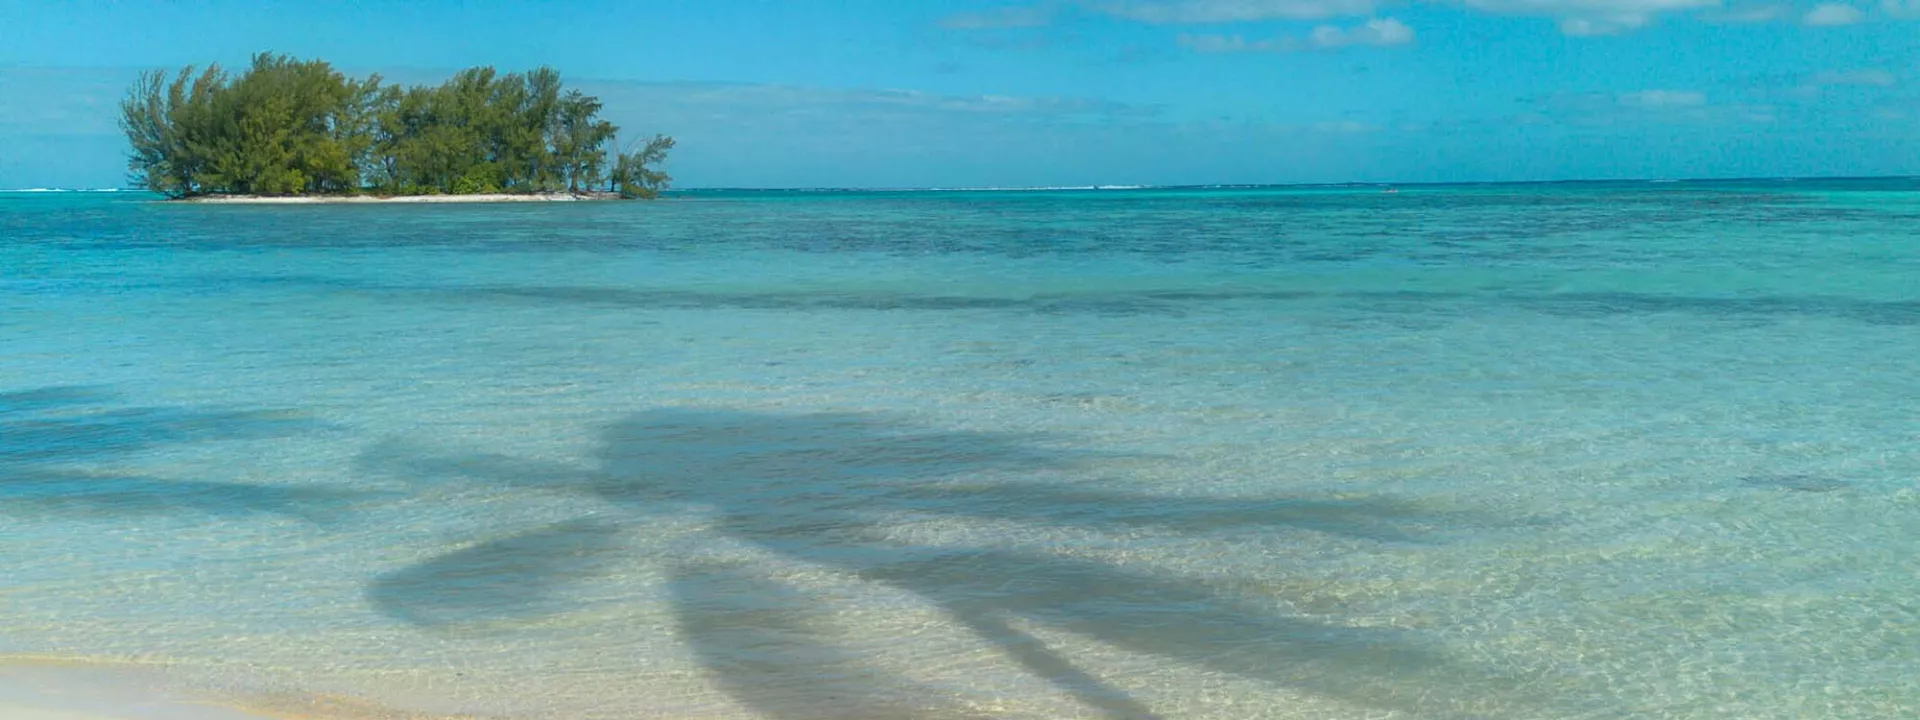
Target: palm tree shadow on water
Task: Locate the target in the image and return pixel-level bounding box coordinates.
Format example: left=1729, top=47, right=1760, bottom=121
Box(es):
left=0, top=385, right=355, bottom=521
left=362, top=408, right=1552, bottom=719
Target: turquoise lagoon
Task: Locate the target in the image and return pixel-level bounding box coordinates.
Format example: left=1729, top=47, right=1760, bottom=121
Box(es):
left=2, top=181, right=1918, bottom=718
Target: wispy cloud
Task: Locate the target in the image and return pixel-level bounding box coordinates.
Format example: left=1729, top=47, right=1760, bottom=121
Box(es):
left=941, top=3, right=1060, bottom=29
left=1782, top=68, right=1899, bottom=99
left=1312, top=17, right=1416, bottom=45
left=1556, top=17, right=1639, bottom=35
left=1809, top=68, right=1897, bottom=87
left=1514, top=88, right=1776, bottom=128
left=1093, top=0, right=1378, bottom=22
left=1703, top=3, right=1789, bottom=21
left=1458, top=0, right=1718, bottom=35
left=960, top=32, right=1071, bottom=50
left=942, top=0, right=1386, bottom=30
left=566, top=80, right=1405, bottom=187
left=584, top=82, right=1166, bottom=124
left=1618, top=89, right=1708, bottom=108
left=1802, top=2, right=1867, bottom=23
left=0, top=67, right=134, bottom=137
left=1180, top=17, right=1413, bottom=51
left=1705, top=0, right=1909, bottom=25
left=946, top=0, right=1903, bottom=39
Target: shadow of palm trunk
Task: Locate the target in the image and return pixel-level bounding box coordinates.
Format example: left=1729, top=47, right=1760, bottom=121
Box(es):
left=668, top=559, right=1005, bottom=720
left=944, top=609, right=1164, bottom=720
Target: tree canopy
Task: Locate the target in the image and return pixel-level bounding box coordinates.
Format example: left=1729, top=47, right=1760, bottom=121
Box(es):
left=121, top=54, right=673, bottom=199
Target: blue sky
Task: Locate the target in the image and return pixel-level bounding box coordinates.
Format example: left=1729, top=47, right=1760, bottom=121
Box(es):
left=2, top=0, right=1917, bottom=188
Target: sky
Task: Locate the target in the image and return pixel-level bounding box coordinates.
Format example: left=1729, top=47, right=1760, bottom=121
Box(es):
left=2, top=0, right=1918, bottom=188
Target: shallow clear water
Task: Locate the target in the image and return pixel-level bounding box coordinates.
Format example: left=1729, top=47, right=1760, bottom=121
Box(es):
left=3, top=182, right=1918, bottom=719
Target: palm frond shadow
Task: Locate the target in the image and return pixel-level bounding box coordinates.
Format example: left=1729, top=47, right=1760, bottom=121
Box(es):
left=2, top=471, right=361, bottom=521
left=857, top=548, right=1466, bottom=715
left=362, top=408, right=1544, bottom=719
left=0, top=385, right=354, bottom=520
left=369, top=519, right=628, bottom=627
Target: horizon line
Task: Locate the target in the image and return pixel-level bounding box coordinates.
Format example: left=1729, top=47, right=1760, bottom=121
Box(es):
left=7, top=174, right=1920, bottom=195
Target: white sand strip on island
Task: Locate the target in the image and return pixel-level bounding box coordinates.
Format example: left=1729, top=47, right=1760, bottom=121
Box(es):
left=0, top=658, right=470, bottom=720
left=179, top=192, right=621, bottom=204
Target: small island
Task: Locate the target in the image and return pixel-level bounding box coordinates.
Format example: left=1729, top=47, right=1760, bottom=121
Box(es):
left=120, top=53, right=673, bottom=201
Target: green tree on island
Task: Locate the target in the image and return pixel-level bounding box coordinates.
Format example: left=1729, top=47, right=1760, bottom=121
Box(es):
left=121, top=54, right=673, bottom=199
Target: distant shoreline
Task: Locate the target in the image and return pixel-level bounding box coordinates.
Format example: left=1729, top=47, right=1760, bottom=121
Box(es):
left=176, top=191, right=623, bottom=204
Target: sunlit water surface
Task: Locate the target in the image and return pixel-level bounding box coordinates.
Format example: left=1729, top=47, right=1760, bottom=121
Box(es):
left=3, top=182, right=1919, bottom=719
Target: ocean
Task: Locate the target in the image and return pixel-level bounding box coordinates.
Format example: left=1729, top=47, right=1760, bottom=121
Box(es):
left=3, top=181, right=1918, bottom=719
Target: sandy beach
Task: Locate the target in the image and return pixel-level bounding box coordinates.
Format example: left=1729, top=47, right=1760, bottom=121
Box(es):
left=0, top=658, right=459, bottom=720
left=0, top=660, right=273, bottom=720
left=177, top=192, right=622, bottom=204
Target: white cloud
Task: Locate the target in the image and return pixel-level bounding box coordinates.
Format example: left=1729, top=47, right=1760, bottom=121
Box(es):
left=1460, top=0, right=1718, bottom=35
left=1802, top=3, right=1866, bottom=24
left=1096, top=0, right=1377, bottom=22
left=1321, top=17, right=1417, bottom=44
left=1558, top=16, right=1645, bottom=33
left=1180, top=17, right=1414, bottom=51
left=1618, top=89, right=1708, bottom=108
left=1886, top=0, right=1920, bottom=18
left=1789, top=68, right=1898, bottom=99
